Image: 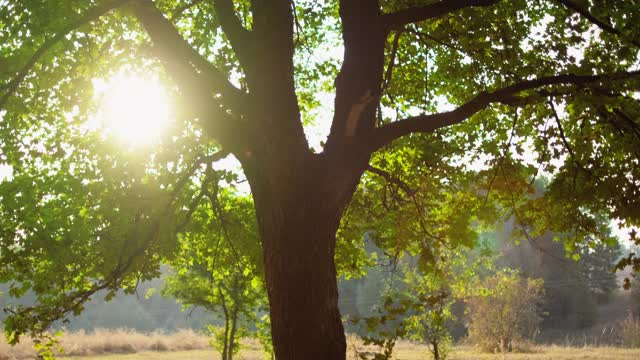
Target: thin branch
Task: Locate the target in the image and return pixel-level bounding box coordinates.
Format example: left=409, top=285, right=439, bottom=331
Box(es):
left=383, top=0, right=500, bottom=31
left=556, top=0, right=640, bottom=48
left=406, top=27, right=515, bottom=80
left=510, top=193, right=579, bottom=267
left=0, top=0, right=131, bottom=109
left=547, top=100, right=573, bottom=158
left=171, top=0, right=205, bottom=21
left=175, top=180, right=210, bottom=233
left=377, top=30, right=403, bottom=124
left=207, top=172, right=251, bottom=271
left=363, top=70, right=640, bottom=154
left=615, top=109, right=640, bottom=140
left=382, top=30, right=402, bottom=93
left=548, top=99, right=602, bottom=184
left=411, top=194, right=451, bottom=250
left=366, top=164, right=415, bottom=196
left=212, top=214, right=250, bottom=272
left=291, top=0, right=313, bottom=54
left=170, top=150, right=230, bottom=202
left=484, top=110, right=518, bottom=204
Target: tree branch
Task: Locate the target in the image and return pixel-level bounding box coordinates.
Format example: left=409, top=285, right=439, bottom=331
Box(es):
left=366, top=164, right=415, bottom=196
left=556, top=0, right=640, bottom=48
left=132, top=0, right=246, bottom=114
left=213, top=0, right=253, bottom=65
left=548, top=99, right=602, bottom=184
left=325, top=0, right=387, bottom=151
left=484, top=111, right=518, bottom=204
left=363, top=70, right=640, bottom=153
left=0, top=0, right=131, bottom=109
left=382, top=30, right=402, bottom=94
left=148, top=44, right=243, bottom=145
left=383, top=0, right=500, bottom=31
left=249, top=0, right=296, bottom=73
left=171, top=0, right=205, bottom=21
left=170, top=149, right=230, bottom=201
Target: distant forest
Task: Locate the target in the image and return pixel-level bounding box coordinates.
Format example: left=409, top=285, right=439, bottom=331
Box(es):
left=339, top=221, right=639, bottom=343
left=0, top=271, right=214, bottom=332
left=2, top=220, right=638, bottom=341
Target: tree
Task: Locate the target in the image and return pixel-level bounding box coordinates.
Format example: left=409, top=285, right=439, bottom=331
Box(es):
left=346, top=223, right=491, bottom=360
left=496, top=215, right=622, bottom=330
left=466, top=271, right=545, bottom=352
left=161, top=183, right=267, bottom=360
left=1, top=1, right=640, bottom=359
left=403, top=261, right=459, bottom=360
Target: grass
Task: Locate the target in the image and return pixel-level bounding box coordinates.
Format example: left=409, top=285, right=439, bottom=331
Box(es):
left=448, top=345, right=640, bottom=359
left=53, top=346, right=640, bottom=360
left=60, top=351, right=217, bottom=360
left=2, top=330, right=640, bottom=360
left=0, top=329, right=210, bottom=359
left=51, top=345, right=640, bottom=360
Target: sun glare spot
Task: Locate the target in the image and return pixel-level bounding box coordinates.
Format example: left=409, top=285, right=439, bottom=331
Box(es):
left=92, top=72, right=171, bottom=146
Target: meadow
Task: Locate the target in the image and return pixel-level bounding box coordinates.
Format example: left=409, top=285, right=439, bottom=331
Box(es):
left=2, top=329, right=640, bottom=360
left=51, top=346, right=640, bottom=360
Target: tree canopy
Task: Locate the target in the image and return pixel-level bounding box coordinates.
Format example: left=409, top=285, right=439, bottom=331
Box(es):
left=1, top=0, right=639, bottom=358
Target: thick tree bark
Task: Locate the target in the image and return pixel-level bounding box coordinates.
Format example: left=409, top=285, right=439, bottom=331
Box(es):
left=261, top=206, right=346, bottom=359
left=244, top=153, right=364, bottom=360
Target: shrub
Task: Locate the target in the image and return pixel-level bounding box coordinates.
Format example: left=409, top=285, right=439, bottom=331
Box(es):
left=619, top=313, right=640, bottom=347
left=466, top=271, right=544, bottom=353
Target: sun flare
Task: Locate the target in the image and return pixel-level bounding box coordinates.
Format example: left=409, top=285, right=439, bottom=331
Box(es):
left=93, top=72, right=171, bottom=146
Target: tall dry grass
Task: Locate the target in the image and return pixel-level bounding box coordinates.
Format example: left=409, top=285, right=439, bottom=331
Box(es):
left=2, top=330, right=640, bottom=360
left=0, top=329, right=210, bottom=360
left=620, top=313, right=640, bottom=347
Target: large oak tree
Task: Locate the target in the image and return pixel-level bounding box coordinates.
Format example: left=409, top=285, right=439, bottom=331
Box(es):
left=1, top=0, right=640, bottom=359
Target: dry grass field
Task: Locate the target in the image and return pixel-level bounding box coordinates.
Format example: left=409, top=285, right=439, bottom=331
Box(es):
left=53, top=346, right=640, bottom=360
left=448, top=345, right=640, bottom=359
left=47, top=345, right=640, bottom=360
left=0, top=329, right=210, bottom=359
left=2, top=329, right=640, bottom=360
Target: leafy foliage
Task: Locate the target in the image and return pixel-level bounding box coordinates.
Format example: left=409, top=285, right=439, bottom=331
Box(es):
left=347, top=233, right=491, bottom=360
left=1, top=0, right=640, bottom=358
left=466, top=270, right=545, bottom=353
left=161, top=181, right=268, bottom=360
left=495, top=215, right=622, bottom=331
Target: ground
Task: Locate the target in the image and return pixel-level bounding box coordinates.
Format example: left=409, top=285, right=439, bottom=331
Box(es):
left=3, top=330, right=640, bottom=359
left=55, top=346, right=640, bottom=360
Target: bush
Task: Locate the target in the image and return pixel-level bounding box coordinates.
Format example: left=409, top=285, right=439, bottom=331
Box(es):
left=466, top=271, right=544, bottom=353
left=619, top=313, right=640, bottom=347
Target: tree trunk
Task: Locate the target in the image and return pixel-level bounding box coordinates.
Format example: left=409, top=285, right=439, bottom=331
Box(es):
left=229, top=306, right=238, bottom=360
left=431, top=339, right=440, bottom=360
left=219, top=286, right=230, bottom=360
left=262, top=207, right=346, bottom=359
left=248, top=158, right=360, bottom=360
